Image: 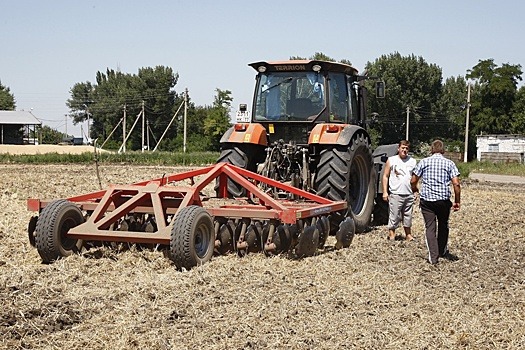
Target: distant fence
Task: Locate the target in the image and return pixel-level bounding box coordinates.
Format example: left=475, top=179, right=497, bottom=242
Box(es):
left=481, top=152, right=524, bottom=164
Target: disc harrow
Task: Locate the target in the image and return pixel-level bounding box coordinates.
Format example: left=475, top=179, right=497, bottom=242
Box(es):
left=27, top=162, right=355, bottom=270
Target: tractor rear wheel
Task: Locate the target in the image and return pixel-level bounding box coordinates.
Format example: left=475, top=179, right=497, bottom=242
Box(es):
left=215, top=144, right=265, bottom=197
left=35, top=200, right=85, bottom=263
left=314, top=133, right=375, bottom=233
left=170, top=206, right=215, bottom=270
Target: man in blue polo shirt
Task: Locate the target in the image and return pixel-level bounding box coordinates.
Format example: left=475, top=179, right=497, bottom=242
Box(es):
left=411, top=139, right=461, bottom=265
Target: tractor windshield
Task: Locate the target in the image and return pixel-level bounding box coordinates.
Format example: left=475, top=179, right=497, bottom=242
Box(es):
left=253, top=72, right=326, bottom=121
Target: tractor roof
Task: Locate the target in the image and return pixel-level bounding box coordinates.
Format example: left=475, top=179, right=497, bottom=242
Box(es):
left=249, top=60, right=359, bottom=75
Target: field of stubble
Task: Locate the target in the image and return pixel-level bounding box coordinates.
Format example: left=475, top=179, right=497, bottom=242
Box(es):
left=0, top=163, right=524, bottom=349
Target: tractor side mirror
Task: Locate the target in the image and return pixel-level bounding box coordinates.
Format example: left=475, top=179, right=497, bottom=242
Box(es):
left=375, top=81, right=385, bottom=99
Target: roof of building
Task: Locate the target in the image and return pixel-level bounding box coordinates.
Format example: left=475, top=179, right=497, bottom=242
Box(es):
left=0, top=110, right=42, bottom=125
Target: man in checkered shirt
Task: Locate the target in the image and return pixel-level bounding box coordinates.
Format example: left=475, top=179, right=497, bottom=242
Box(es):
left=410, top=139, right=461, bottom=265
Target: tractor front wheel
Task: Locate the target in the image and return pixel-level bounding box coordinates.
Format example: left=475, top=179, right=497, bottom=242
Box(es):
left=215, top=144, right=265, bottom=198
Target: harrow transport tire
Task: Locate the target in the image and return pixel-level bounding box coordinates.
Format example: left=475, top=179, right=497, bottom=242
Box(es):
left=35, top=200, right=85, bottom=263
left=215, top=144, right=265, bottom=198
left=170, top=206, right=215, bottom=270
left=314, top=132, right=375, bottom=233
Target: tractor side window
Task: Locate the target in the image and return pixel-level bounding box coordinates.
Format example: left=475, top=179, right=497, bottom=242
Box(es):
left=328, top=73, right=349, bottom=122
left=347, top=78, right=359, bottom=124
left=254, top=74, right=287, bottom=120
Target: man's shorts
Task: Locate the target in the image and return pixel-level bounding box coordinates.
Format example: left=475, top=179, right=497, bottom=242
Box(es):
left=388, top=193, right=415, bottom=230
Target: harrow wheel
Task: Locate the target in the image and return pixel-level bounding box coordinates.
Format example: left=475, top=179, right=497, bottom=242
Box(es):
left=35, top=199, right=85, bottom=263
left=170, top=206, right=215, bottom=270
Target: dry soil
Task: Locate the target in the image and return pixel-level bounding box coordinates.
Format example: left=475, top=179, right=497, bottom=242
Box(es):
left=0, top=163, right=524, bottom=350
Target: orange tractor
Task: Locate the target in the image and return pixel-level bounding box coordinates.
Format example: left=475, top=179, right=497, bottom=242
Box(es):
left=218, top=60, right=395, bottom=233
left=26, top=60, right=397, bottom=270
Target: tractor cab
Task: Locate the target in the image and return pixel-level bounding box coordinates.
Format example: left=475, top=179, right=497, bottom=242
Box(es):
left=248, top=60, right=362, bottom=126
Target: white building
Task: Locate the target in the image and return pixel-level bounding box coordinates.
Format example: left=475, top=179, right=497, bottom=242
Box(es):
left=476, top=134, right=525, bottom=162
left=0, top=110, right=42, bottom=144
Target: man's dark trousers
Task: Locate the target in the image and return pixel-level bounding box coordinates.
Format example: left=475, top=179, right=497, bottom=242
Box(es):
left=420, top=199, right=452, bottom=264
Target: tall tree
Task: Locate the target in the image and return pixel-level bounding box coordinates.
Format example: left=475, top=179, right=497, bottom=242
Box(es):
left=435, top=76, right=468, bottom=141
left=36, top=125, right=64, bottom=144
left=365, top=52, right=443, bottom=145
left=0, top=81, right=22, bottom=143
left=466, top=59, right=523, bottom=135
left=67, top=66, right=181, bottom=150
left=0, top=81, right=16, bottom=110
left=171, top=99, right=210, bottom=152
left=510, top=86, right=525, bottom=134
left=204, top=89, right=233, bottom=151
left=289, top=52, right=352, bottom=66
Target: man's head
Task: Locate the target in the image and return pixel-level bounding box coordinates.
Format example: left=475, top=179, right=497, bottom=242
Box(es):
left=431, top=139, right=445, bottom=154
left=397, top=140, right=410, bottom=158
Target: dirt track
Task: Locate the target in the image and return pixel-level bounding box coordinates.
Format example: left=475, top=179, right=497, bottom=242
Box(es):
left=0, top=144, right=103, bottom=155
left=0, top=163, right=524, bottom=349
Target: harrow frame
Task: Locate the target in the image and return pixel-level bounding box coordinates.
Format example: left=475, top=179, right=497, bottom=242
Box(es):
left=27, top=162, right=353, bottom=268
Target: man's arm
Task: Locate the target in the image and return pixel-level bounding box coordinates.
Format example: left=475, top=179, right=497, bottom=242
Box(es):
left=451, top=176, right=461, bottom=211
left=382, top=159, right=391, bottom=201
left=410, top=174, right=419, bottom=194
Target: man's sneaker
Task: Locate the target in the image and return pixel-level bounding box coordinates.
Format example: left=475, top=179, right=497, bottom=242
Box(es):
left=441, top=252, right=459, bottom=261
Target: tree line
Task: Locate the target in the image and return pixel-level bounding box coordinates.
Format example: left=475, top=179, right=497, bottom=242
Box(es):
left=66, top=66, right=231, bottom=152
left=365, top=53, right=524, bottom=157
left=1, top=52, right=523, bottom=158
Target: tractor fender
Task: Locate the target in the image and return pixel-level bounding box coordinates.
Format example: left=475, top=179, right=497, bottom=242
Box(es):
left=308, top=124, right=369, bottom=146
left=372, top=143, right=399, bottom=195
left=219, top=123, right=268, bottom=146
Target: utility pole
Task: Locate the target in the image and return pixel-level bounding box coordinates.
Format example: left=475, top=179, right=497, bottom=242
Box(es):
left=87, top=108, right=90, bottom=142
left=141, top=100, right=145, bottom=152
left=183, top=88, right=188, bottom=153
left=65, top=114, right=67, bottom=136
left=406, top=106, right=410, bottom=141
left=146, top=119, right=150, bottom=151
left=123, top=104, right=127, bottom=153
left=82, top=104, right=91, bottom=143
left=463, top=83, right=471, bottom=163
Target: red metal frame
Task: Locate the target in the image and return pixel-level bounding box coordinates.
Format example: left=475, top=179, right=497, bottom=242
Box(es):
left=27, top=163, right=347, bottom=245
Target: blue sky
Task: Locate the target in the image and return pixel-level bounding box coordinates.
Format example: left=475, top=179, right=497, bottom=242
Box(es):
left=1, top=0, right=524, bottom=137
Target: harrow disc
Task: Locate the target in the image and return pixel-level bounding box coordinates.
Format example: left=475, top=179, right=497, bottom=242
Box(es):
left=245, top=221, right=263, bottom=253
left=216, top=219, right=235, bottom=255
left=316, top=216, right=330, bottom=248
left=275, top=224, right=294, bottom=253
left=295, top=224, right=319, bottom=258
left=335, top=217, right=356, bottom=249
